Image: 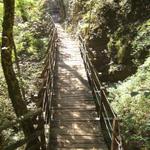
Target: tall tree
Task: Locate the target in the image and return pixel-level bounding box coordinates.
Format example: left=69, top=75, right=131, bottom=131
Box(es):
left=1, top=0, right=40, bottom=148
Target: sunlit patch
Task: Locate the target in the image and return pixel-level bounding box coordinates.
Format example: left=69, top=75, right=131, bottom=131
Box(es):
left=71, top=112, right=80, bottom=117
left=65, top=139, right=70, bottom=144
left=60, top=125, right=65, bottom=129
left=72, top=123, right=79, bottom=129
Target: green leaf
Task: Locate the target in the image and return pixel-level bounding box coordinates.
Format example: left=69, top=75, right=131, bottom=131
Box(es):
left=131, top=91, right=139, bottom=97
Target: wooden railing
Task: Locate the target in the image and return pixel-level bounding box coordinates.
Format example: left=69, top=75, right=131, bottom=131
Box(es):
left=39, top=17, right=57, bottom=124
left=0, top=17, right=58, bottom=150
left=38, top=16, right=58, bottom=149
left=79, top=35, right=124, bottom=150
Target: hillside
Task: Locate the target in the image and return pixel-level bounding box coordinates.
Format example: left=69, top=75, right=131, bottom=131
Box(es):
left=67, top=0, right=150, bottom=82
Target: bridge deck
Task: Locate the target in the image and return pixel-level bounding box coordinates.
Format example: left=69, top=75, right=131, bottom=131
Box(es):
left=49, top=24, right=108, bottom=150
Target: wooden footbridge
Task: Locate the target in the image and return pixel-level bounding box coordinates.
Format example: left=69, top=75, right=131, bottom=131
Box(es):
left=1, top=18, right=124, bottom=150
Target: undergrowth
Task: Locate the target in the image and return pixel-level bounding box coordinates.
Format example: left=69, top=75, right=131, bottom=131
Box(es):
left=108, top=57, right=150, bottom=149
left=0, top=0, right=51, bottom=147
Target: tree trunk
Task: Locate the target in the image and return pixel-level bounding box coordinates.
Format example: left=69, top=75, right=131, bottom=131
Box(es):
left=1, top=0, right=40, bottom=148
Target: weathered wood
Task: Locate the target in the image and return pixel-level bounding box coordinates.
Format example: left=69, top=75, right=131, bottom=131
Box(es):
left=111, top=118, right=119, bottom=150
left=79, top=34, right=124, bottom=150
left=49, top=24, right=108, bottom=150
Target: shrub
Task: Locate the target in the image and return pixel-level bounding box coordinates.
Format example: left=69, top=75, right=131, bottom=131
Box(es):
left=108, top=57, right=150, bottom=149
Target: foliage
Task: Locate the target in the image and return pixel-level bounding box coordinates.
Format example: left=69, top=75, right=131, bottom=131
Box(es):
left=0, top=0, right=51, bottom=146
left=14, top=22, right=48, bottom=60
left=132, top=19, right=150, bottom=65
left=68, top=0, right=102, bottom=37
left=108, top=19, right=150, bottom=66
left=13, top=0, right=50, bottom=97
left=107, top=24, right=136, bottom=65
left=108, top=57, right=150, bottom=149
left=0, top=52, right=21, bottom=149
left=77, top=0, right=149, bottom=82
left=120, top=0, right=150, bottom=23
left=15, top=0, right=38, bottom=21
left=0, top=67, right=16, bottom=125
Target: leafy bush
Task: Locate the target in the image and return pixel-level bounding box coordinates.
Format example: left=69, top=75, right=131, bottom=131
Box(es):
left=108, top=57, right=150, bottom=149
left=0, top=66, right=19, bottom=148
left=0, top=0, right=50, bottom=146
left=68, top=0, right=150, bottom=81
left=120, top=0, right=150, bottom=23
left=132, top=19, right=150, bottom=65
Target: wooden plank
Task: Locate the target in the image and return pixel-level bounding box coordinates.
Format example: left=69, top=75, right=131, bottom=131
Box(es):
left=50, top=121, right=101, bottom=136
left=49, top=24, right=108, bottom=150
left=50, top=143, right=107, bottom=149
left=49, top=148, right=106, bottom=150
left=52, top=110, right=97, bottom=120
left=54, top=94, right=93, bottom=99
left=52, top=101, right=95, bottom=105
left=52, top=105, right=96, bottom=110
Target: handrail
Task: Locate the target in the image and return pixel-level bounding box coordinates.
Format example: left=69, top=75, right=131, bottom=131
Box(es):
left=79, top=35, right=124, bottom=150
left=38, top=18, right=58, bottom=149
left=1, top=17, right=58, bottom=150
left=40, top=27, right=57, bottom=121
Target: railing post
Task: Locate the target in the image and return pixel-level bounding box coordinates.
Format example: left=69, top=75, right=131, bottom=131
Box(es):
left=100, top=89, right=104, bottom=118
left=79, top=34, right=124, bottom=150
left=38, top=114, right=46, bottom=150
left=111, top=118, right=119, bottom=150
